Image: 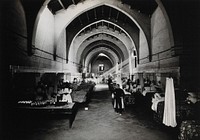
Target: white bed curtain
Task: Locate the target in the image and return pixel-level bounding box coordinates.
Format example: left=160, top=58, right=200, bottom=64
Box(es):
left=163, top=77, right=177, bottom=127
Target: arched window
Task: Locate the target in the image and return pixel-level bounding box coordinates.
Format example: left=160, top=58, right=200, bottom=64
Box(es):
left=99, top=64, right=104, bottom=71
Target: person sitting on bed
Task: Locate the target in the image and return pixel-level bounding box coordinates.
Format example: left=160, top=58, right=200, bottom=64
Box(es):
left=154, top=81, right=163, bottom=93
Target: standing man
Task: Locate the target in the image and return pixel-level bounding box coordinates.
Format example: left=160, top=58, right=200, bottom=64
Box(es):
left=107, top=77, right=112, bottom=90
left=114, top=84, right=125, bottom=115
left=109, top=81, right=115, bottom=107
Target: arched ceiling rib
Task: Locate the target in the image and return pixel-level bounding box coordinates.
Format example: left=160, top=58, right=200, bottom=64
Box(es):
left=69, top=23, right=133, bottom=63
left=47, top=0, right=157, bottom=16
left=76, top=35, right=127, bottom=65
left=90, top=53, right=114, bottom=67
left=26, top=0, right=176, bottom=68
left=33, top=0, right=154, bottom=65
left=81, top=41, right=122, bottom=66
left=69, top=20, right=136, bottom=56
left=66, top=5, right=139, bottom=35
left=84, top=47, right=119, bottom=70
left=64, top=4, right=141, bottom=60
left=62, top=2, right=147, bottom=63
left=54, top=0, right=151, bottom=48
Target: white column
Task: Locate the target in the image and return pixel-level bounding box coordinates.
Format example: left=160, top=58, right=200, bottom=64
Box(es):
left=116, top=62, right=119, bottom=74
left=129, top=50, right=133, bottom=78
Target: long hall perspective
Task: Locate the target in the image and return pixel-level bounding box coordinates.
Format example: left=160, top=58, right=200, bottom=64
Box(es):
left=0, top=0, right=200, bottom=140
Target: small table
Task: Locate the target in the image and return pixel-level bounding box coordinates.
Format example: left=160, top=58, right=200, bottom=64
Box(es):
left=16, top=103, right=77, bottom=128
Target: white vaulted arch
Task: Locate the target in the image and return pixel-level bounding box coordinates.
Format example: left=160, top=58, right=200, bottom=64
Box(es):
left=84, top=47, right=119, bottom=70
left=32, top=0, right=151, bottom=67
left=68, top=20, right=135, bottom=63
left=54, top=0, right=150, bottom=42
left=76, top=34, right=128, bottom=64
left=52, top=0, right=150, bottom=60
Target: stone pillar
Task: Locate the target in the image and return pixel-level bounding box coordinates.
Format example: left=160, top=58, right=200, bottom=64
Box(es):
left=129, top=50, right=133, bottom=79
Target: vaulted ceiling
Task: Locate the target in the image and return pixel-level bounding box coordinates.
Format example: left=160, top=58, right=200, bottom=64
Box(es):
left=21, top=0, right=159, bottom=73
left=47, top=0, right=157, bottom=16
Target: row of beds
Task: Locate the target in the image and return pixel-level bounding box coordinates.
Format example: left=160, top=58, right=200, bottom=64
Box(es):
left=124, top=86, right=200, bottom=140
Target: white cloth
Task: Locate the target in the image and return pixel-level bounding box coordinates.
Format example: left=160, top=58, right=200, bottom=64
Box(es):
left=62, top=94, right=72, bottom=103
left=58, top=88, right=72, bottom=94
left=111, top=93, right=114, bottom=99
left=142, top=90, right=147, bottom=96
left=123, top=89, right=131, bottom=95
left=113, top=99, right=116, bottom=108
left=162, top=78, right=177, bottom=127
left=121, top=97, right=124, bottom=109
left=151, top=93, right=165, bottom=112
left=142, top=87, right=152, bottom=96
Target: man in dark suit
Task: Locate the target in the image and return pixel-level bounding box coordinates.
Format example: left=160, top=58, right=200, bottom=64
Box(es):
left=114, top=84, right=125, bottom=115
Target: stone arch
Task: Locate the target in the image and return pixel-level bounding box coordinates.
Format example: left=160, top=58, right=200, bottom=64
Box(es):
left=68, top=19, right=136, bottom=63
left=54, top=0, right=149, bottom=41
left=76, top=34, right=127, bottom=64
left=52, top=0, right=150, bottom=59
left=32, top=0, right=174, bottom=63
left=79, top=40, right=124, bottom=66
left=84, top=47, right=119, bottom=72
left=70, top=33, right=129, bottom=64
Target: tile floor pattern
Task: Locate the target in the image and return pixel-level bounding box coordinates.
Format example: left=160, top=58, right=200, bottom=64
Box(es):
left=5, top=84, right=178, bottom=140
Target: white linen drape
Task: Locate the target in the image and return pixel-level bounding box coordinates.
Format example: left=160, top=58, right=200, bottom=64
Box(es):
left=163, top=77, right=177, bottom=127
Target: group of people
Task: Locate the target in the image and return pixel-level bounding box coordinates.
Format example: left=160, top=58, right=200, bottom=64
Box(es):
left=108, top=78, right=125, bottom=115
